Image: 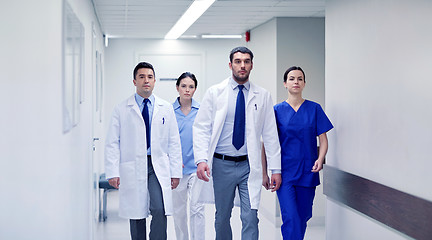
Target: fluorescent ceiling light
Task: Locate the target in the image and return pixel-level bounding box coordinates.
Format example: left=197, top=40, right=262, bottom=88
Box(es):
left=104, top=35, right=109, bottom=47
left=165, top=0, right=216, bottom=40
left=180, top=35, right=199, bottom=39
left=201, top=34, right=243, bottom=39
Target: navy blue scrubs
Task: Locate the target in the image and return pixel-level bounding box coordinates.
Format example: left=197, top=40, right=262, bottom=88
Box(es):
left=274, top=100, right=333, bottom=239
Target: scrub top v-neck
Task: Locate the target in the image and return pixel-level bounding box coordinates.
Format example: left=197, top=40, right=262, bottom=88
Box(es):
left=274, top=100, right=333, bottom=187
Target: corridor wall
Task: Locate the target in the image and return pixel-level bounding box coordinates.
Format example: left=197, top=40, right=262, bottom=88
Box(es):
left=325, top=0, right=432, bottom=239
left=0, top=0, right=105, bottom=239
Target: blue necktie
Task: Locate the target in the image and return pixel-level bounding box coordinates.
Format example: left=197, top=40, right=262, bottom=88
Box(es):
left=233, top=85, right=245, bottom=150
left=142, top=99, right=150, bottom=149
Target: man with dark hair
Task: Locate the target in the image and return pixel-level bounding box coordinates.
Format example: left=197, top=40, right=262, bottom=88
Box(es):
left=193, top=47, right=282, bottom=239
left=105, top=62, right=182, bottom=240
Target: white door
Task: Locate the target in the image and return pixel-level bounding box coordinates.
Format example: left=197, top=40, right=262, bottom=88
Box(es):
left=137, top=53, right=205, bottom=102
left=92, top=50, right=104, bottom=220
left=90, top=24, right=105, bottom=239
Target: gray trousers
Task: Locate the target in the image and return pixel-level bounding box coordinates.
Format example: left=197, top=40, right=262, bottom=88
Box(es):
left=130, top=157, right=167, bottom=240
left=212, top=157, right=259, bottom=240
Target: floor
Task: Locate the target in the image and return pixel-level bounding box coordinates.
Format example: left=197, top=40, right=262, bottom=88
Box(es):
left=96, top=191, right=325, bottom=240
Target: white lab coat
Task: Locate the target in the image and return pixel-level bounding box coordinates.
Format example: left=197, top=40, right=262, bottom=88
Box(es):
left=105, top=94, right=182, bottom=219
left=192, top=78, right=281, bottom=209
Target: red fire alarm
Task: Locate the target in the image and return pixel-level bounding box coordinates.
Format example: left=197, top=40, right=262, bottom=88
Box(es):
left=245, top=31, right=250, bottom=42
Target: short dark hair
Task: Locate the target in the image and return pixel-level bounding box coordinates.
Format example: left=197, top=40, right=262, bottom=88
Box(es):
left=176, top=72, right=198, bottom=88
left=133, top=62, right=155, bottom=79
left=283, top=66, right=306, bottom=83
left=229, top=46, right=254, bottom=63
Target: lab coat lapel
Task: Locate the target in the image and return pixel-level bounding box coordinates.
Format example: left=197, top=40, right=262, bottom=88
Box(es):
left=127, top=95, right=142, bottom=119
left=152, top=96, right=161, bottom=122
left=214, top=81, right=230, bottom=136
left=246, top=83, right=258, bottom=109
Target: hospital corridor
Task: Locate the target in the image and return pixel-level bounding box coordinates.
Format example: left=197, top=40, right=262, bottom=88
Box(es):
left=1, top=0, right=431, bottom=239
left=96, top=190, right=325, bottom=240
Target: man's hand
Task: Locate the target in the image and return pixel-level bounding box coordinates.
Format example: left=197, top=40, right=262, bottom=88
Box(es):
left=262, top=174, right=270, bottom=190
left=171, top=178, right=180, bottom=189
left=196, top=162, right=211, bottom=182
left=269, top=173, right=281, bottom=192
left=108, top=177, right=120, bottom=189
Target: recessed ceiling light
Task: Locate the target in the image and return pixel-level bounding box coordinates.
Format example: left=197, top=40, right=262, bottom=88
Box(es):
left=165, top=0, right=216, bottom=40
left=179, top=35, right=199, bottom=39
left=201, top=34, right=243, bottom=39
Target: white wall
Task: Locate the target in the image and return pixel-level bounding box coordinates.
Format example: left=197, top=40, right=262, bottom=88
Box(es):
left=0, top=0, right=104, bottom=239
left=248, top=18, right=278, bottom=100
left=325, top=0, right=432, bottom=239
left=276, top=18, right=325, bottom=106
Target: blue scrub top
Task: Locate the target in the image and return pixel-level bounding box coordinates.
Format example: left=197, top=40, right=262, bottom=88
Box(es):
left=173, top=97, right=200, bottom=175
left=274, top=100, right=333, bottom=187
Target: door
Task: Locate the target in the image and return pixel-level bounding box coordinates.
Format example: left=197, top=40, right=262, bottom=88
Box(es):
left=137, top=53, right=205, bottom=102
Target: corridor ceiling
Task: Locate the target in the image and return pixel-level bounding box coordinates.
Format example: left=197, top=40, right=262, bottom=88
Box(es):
left=92, top=0, right=325, bottom=39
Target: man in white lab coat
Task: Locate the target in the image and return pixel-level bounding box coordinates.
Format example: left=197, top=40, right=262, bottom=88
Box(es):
left=193, top=47, right=282, bottom=240
left=105, top=62, right=182, bottom=240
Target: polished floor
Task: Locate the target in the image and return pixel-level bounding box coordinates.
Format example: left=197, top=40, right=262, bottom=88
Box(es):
left=96, top=191, right=325, bottom=240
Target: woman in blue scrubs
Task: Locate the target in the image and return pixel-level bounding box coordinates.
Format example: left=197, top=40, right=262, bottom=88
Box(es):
left=273, top=66, right=333, bottom=239
left=172, top=72, right=205, bottom=240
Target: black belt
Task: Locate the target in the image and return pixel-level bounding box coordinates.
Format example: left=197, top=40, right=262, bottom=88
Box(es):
left=147, top=155, right=152, bottom=160
left=214, top=153, right=248, bottom=162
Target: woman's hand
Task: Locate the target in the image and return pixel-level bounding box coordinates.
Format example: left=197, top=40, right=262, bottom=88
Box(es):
left=311, top=159, right=324, bottom=172
left=312, top=133, right=329, bottom=173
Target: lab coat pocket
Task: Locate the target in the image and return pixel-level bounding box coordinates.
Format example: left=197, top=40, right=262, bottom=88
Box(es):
left=154, top=116, right=169, bottom=138
left=250, top=101, right=262, bottom=127
left=119, top=161, right=137, bottom=189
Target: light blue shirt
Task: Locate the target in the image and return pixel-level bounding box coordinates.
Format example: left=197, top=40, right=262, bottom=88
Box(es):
left=173, top=97, right=200, bottom=175
left=135, top=93, right=155, bottom=155
left=215, top=77, right=249, bottom=156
